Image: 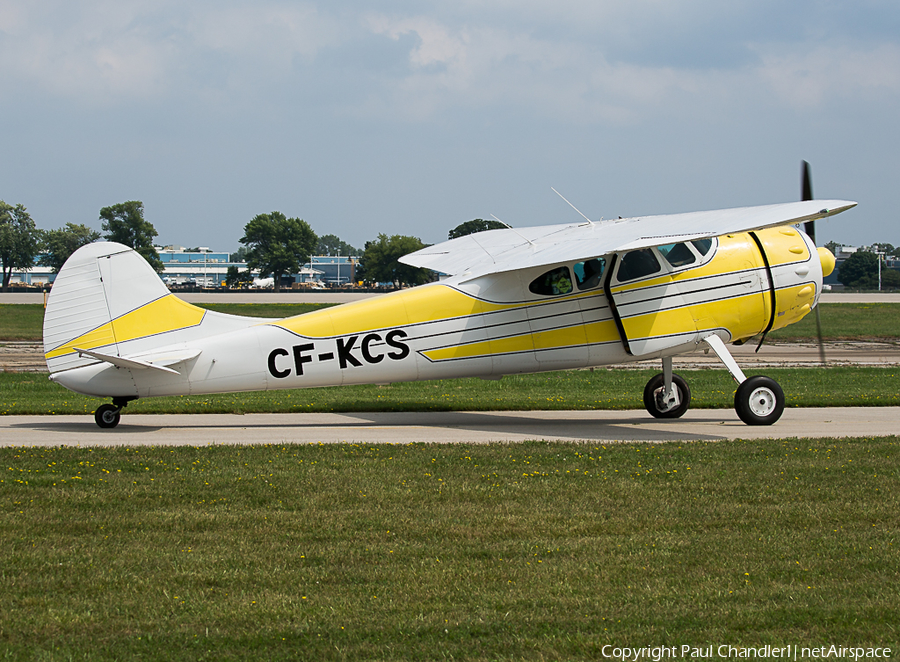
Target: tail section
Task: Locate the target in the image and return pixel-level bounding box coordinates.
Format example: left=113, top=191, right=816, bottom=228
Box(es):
left=43, top=242, right=262, bottom=375
left=43, top=242, right=172, bottom=373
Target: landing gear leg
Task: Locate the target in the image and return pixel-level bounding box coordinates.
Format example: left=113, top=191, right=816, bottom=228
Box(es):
left=94, top=397, right=136, bottom=429
left=702, top=334, right=784, bottom=426
left=643, top=356, right=691, bottom=418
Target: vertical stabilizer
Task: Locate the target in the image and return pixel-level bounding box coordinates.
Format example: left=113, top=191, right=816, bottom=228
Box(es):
left=43, top=242, right=170, bottom=374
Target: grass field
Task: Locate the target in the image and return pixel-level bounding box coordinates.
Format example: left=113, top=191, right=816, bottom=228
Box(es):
left=1, top=438, right=897, bottom=660
left=0, top=302, right=337, bottom=341
left=0, top=304, right=46, bottom=341
left=3, top=302, right=900, bottom=341
left=766, top=302, right=900, bottom=340
left=2, top=366, right=899, bottom=416
left=198, top=302, right=337, bottom=319
left=3, top=301, right=898, bottom=659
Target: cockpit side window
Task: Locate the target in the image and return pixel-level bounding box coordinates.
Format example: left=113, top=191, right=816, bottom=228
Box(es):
left=529, top=266, right=574, bottom=296
left=616, top=249, right=661, bottom=282
left=692, top=238, right=713, bottom=255
left=657, top=242, right=697, bottom=268
left=573, top=257, right=605, bottom=291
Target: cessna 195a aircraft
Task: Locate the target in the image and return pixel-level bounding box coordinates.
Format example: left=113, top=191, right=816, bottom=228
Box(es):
left=43, top=171, right=855, bottom=429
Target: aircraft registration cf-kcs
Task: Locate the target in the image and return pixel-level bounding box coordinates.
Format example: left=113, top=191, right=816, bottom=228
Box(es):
left=42, top=176, right=855, bottom=429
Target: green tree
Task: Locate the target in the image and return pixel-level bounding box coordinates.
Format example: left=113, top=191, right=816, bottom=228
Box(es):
left=448, top=218, right=507, bottom=240
left=230, top=246, right=249, bottom=263
left=0, top=201, right=41, bottom=292
left=354, top=240, right=373, bottom=283
left=41, top=223, right=101, bottom=273
left=869, top=242, right=896, bottom=257
left=240, top=212, right=317, bottom=292
left=359, top=234, right=432, bottom=288
left=881, top=269, right=900, bottom=289
left=837, top=250, right=879, bottom=288
left=317, top=234, right=361, bottom=256
left=225, top=265, right=250, bottom=289
left=99, top=201, right=164, bottom=272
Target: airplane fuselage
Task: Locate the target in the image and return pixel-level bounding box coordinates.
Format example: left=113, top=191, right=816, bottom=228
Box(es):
left=48, top=226, right=824, bottom=401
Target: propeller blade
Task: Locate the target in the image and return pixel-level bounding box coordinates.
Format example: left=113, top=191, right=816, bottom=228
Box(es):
left=801, top=161, right=827, bottom=365
left=815, top=306, right=826, bottom=365
left=802, top=160, right=813, bottom=201
left=802, top=160, right=816, bottom=243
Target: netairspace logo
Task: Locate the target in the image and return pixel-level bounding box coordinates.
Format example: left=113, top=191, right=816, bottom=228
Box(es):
left=599, top=645, right=893, bottom=661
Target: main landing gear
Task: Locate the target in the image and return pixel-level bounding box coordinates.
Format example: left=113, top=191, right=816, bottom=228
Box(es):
left=94, top=397, right=136, bottom=429
left=642, top=335, right=785, bottom=426
left=643, top=359, right=691, bottom=419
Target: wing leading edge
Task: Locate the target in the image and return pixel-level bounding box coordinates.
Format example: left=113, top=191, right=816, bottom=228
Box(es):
left=400, top=200, right=856, bottom=277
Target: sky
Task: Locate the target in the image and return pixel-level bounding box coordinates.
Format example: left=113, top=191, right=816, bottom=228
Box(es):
left=2, top=0, right=899, bottom=252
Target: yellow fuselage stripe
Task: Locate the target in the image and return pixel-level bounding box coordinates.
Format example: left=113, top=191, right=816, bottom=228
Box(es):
left=45, top=295, right=207, bottom=360
left=271, top=284, right=593, bottom=338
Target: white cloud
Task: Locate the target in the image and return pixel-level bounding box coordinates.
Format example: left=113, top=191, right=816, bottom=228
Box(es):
left=359, top=15, right=708, bottom=123
left=368, top=16, right=468, bottom=70
left=188, top=5, right=338, bottom=66
left=0, top=1, right=341, bottom=104
left=4, top=0, right=899, bottom=122
left=756, top=44, right=900, bottom=109
left=355, top=8, right=900, bottom=127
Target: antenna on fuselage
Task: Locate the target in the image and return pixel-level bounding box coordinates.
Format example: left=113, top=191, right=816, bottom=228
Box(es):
left=490, top=214, right=535, bottom=246
left=551, top=187, right=594, bottom=225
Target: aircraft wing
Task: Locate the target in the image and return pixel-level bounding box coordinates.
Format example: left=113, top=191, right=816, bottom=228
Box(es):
left=400, top=200, right=856, bottom=277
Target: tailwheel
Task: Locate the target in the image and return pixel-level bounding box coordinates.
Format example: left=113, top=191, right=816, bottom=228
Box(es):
left=94, top=404, right=121, bottom=429
left=94, top=397, right=135, bottom=429
left=734, top=376, right=784, bottom=426
left=643, top=372, right=691, bottom=419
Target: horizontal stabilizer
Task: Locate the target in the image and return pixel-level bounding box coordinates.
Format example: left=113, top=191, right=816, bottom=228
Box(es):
left=73, top=347, right=201, bottom=375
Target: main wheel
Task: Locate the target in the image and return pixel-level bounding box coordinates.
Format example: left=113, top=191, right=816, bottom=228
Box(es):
left=734, top=376, right=784, bottom=426
left=643, top=373, right=691, bottom=419
left=95, top=404, right=121, bottom=429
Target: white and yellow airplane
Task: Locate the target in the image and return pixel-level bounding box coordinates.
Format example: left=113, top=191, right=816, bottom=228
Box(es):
left=42, top=191, right=854, bottom=429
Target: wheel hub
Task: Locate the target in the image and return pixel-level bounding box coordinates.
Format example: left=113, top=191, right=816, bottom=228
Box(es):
left=655, top=387, right=679, bottom=412
left=748, top=387, right=776, bottom=416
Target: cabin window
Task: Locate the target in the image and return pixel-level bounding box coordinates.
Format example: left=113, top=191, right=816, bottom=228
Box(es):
left=658, top=242, right=696, bottom=268
left=574, top=257, right=605, bottom=290
left=692, top=238, right=713, bottom=255
left=529, top=266, right=574, bottom=296
left=616, top=249, right=661, bottom=282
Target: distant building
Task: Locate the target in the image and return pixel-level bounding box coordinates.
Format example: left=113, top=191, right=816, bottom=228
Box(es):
left=157, top=246, right=243, bottom=287
left=156, top=248, right=358, bottom=288
left=306, top=256, right=357, bottom=286
left=824, top=245, right=900, bottom=286
left=4, top=245, right=365, bottom=289
left=2, top=265, right=54, bottom=287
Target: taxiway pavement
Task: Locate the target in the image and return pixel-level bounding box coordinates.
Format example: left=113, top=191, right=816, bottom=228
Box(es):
left=2, top=407, right=897, bottom=447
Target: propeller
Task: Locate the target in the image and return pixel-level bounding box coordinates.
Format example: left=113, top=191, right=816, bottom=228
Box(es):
left=802, top=160, right=815, bottom=241
left=801, top=160, right=827, bottom=365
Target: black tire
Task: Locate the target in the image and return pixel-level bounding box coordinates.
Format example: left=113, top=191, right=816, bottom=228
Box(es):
left=95, top=404, right=121, bottom=429
left=735, top=376, right=785, bottom=426
left=643, top=373, right=691, bottom=419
